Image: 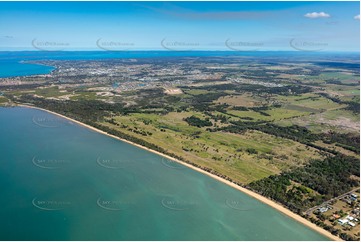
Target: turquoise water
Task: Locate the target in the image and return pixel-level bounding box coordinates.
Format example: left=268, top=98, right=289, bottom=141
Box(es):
left=0, top=61, right=54, bottom=78
left=0, top=107, right=329, bottom=240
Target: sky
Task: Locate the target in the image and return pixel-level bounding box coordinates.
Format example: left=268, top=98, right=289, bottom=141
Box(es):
left=0, top=1, right=359, bottom=51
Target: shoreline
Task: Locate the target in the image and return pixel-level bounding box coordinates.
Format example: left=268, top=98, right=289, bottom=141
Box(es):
left=18, top=104, right=340, bottom=241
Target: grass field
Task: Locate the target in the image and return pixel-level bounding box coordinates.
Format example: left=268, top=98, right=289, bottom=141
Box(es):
left=215, top=93, right=262, bottom=107
left=313, top=140, right=359, bottom=158
left=320, top=72, right=357, bottom=81
left=275, top=108, right=359, bottom=134
left=276, top=93, right=343, bottom=111
left=35, top=86, right=65, bottom=98
left=300, top=71, right=359, bottom=85
left=227, top=107, right=309, bottom=121
left=100, top=111, right=323, bottom=184
left=184, top=89, right=210, bottom=95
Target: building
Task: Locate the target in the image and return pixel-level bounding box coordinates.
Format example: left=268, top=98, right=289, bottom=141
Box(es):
left=319, top=207, right=328, bottom=213
left=338, top=219, right=348, bottom=225
left=347, top=221, right=356, bottom=227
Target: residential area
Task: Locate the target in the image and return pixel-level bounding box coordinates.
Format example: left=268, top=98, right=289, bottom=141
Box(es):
left=309, top=190, right=360, bottom=240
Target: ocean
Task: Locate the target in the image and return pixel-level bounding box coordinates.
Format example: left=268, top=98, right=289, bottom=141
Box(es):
left=0, top=107, right=329, bottom=240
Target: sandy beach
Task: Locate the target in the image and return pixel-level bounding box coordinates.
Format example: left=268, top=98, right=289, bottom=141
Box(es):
left=19, top=104, right=340, bottom=241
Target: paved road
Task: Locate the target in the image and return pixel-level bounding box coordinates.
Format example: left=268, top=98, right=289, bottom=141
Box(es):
left=304, top=187, right=360, bottom=215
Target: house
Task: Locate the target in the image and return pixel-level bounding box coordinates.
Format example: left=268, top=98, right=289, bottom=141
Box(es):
left=346, top=216, right=355, bottom=221
left=350, top=195, right=358, bottom=201
left=347, top=221, right=356, bottom=227
left=338, top=219, right=348, bottom=225
left=332, top=214, right=341, bottom=219
left=319, top=207, right=328, bottom=213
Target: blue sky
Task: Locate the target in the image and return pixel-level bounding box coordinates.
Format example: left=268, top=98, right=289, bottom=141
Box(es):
left=0, top=1, right=359, bottom=51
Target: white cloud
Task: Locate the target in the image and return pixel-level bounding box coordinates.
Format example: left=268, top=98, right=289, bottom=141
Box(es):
left=304, top=12, right=330, bottom=19
left=354, top=15, right=360, bottom=20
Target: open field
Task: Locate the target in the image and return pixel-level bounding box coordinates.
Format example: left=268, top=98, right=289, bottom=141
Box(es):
left=276, top=93, right=344, bottom=111
left=227, top=108, right=309, bottom=121
left=276, top=109, right=359, bottom=134
left=215, top=93, right=262, bottom=107
left=100, top=111, right=323, bottom=184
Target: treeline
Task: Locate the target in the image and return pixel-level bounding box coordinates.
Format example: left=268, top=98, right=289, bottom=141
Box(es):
left=289, top=155, right=359, bottom=198
left=184, top=115, right=212, bottom=127
left=93, top=122, right=168, bottom=154
left=212, top=121, right=359, bottom=155
left=185, top=91, right=229, bottom=112
left=85, top=123, right=254, bottom=192
left=215, top=122, right=318, bottom=143
left=232, top=105, right=282, bottom=117
left=324, top=131, right=360, bottom=153
left=318, top=92, right=360, bottom=114
left=325, top=79, right=359, bottom=86
left=182, top=83, right=312, bottom=96
left=344, top=101, right=360, bottom=114
left=14, top=95, right=166, bottom=122
left=248, top=154, right=360, bottom=214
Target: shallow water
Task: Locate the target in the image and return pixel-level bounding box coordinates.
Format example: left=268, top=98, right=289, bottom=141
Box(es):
left=0, top=107, right=329, bottom=240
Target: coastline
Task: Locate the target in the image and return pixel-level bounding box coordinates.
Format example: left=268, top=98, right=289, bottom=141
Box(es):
left=17, top=60, right=56, bottom=77
left=18, top=104, right=340, bottom=241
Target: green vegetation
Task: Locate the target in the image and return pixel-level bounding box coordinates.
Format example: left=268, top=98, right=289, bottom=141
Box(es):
left=184, top=115, right=212, bottom=127
left=0, top=96, right=8, bottom=105
left=249, top=155, right=359, bottom=213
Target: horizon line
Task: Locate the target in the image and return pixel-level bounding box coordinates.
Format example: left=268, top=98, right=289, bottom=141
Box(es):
left=0, top=49, right=360, bottom=53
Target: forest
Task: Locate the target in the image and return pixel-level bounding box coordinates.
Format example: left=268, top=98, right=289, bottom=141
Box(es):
left=248, top=154, right=360, bottom=214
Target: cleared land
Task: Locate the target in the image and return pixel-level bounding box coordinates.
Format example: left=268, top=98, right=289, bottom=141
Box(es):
left=100, top=111, right=322, bottom=184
